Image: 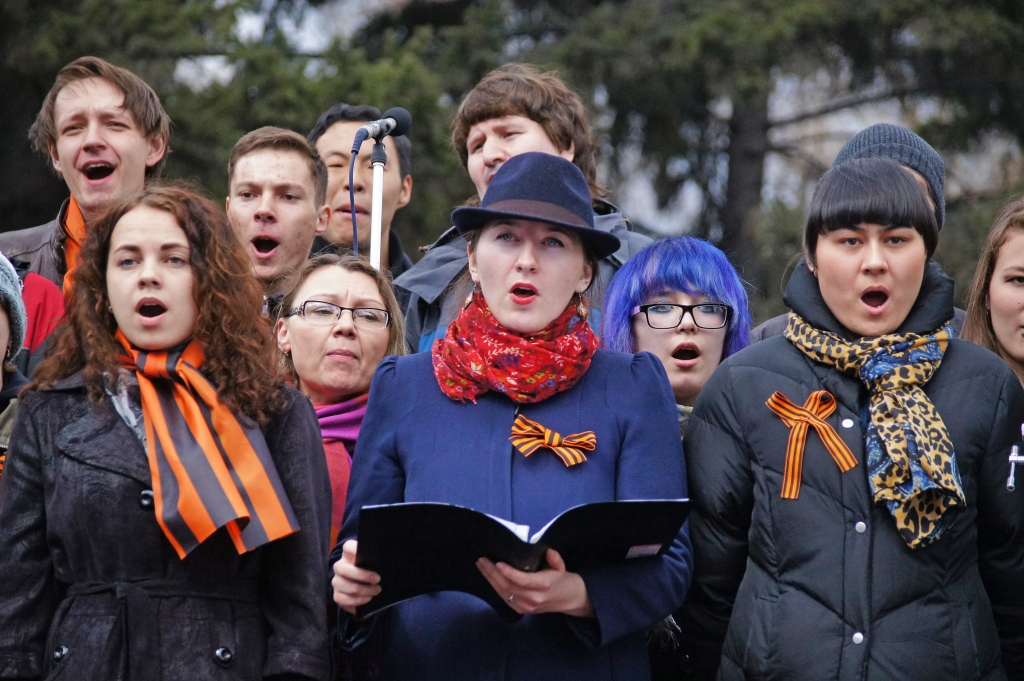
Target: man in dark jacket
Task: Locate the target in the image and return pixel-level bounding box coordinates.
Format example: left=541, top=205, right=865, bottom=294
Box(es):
left=307, top=103, right=415, bottom=283
left=0, top=56, right=170, bottom=291
left=394, top=64, right=652, bottom=352
left=750, top=123, right=965, bottom=340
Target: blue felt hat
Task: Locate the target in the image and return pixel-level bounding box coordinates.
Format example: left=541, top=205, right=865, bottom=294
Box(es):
left=451, top=152, right=621, bottom=260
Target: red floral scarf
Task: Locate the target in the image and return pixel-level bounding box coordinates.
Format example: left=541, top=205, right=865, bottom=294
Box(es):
left=432, top=291, right=598, bottom=404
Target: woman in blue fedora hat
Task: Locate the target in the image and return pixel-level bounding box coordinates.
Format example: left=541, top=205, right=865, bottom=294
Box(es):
left=330, top=152, right=692, bottom=680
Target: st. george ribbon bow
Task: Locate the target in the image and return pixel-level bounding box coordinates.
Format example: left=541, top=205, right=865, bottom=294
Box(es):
left=766, top=390, right=858, bottom=499
left=509, top=414, right=596, bottom=467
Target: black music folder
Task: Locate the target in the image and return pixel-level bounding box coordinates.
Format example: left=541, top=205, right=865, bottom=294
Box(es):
left=354, top=499, right=689, bottom=621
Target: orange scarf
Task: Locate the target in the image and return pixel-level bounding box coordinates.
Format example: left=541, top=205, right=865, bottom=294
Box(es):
left=116, top=330, right=299, bottom=558
left=62, top=196, right=87, bottom=292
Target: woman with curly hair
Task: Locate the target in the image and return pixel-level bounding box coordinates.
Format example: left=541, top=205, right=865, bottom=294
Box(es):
left=0, top=184, right=332, bottom=681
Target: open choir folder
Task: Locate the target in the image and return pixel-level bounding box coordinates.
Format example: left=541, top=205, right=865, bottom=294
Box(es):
left=354, top=499, right=689, bottom=622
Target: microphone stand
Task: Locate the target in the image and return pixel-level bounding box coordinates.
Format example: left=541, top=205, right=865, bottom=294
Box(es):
left=1008, top=424, right=1024, bottom=490
left=369, top=139, right=387, bottom=271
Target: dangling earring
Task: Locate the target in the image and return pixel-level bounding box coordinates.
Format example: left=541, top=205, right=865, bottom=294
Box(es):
left=576, top=294, right=589, bottom=321
left=465, top=280, right=479, bottom=308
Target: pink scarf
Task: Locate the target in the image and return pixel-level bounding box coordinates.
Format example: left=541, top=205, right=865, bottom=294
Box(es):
left=315, top=393, right=369, bottom=455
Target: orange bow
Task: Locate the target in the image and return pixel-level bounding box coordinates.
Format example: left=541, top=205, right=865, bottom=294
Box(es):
left=509, top=414, right=596, bottom=467
left=766, top=391, right=857, bottom=499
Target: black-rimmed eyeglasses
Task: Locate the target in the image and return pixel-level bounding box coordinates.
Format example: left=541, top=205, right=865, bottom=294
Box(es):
left=630, top=302, right=732, bottom=330
left=283, top=301, right=391, bottom=329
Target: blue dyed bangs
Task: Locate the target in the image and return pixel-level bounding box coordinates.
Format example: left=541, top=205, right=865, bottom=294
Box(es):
left=601, top=236, right=751, bottom=358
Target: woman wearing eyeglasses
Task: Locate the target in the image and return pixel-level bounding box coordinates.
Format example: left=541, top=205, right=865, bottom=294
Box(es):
left=602, top=237, right=751, bottom=435
left=600, top=236, right=750, bottom=680
left=330, top=153, right=692, bottom=681
left=277, top=253, right=407, bottom=547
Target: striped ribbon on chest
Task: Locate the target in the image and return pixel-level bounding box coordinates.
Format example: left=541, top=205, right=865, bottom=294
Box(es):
left=509, top=414, right=596, bottom=467
left=766, top=390, right=858, bottom=499
left=116, top=330, right=298, bottom=559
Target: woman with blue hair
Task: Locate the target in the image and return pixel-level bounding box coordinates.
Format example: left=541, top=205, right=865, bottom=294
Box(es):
left=602, top=236, right=750, bottom=421
left=602, top=236, right=749, bottom=679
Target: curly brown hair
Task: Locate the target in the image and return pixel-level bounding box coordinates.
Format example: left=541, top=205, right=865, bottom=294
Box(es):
left=33, top=182, right=287, bottom=425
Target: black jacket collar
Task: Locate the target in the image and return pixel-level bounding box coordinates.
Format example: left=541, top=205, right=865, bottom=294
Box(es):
left=783, top=258, right=956, bottom=339
left=309, top=229, right=413, bottom=280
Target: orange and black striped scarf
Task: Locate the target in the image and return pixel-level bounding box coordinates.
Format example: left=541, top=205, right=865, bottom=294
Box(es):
left=61, top=195, right=87, bottom=293
left=116, top=330, right=299, bottom=558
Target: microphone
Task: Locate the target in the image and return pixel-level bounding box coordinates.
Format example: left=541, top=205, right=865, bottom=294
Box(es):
left=350, top=107, right=413, bottom=153
left=347, top=107, right=413, bottom=256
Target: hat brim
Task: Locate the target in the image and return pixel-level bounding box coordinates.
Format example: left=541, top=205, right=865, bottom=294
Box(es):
left=451, top=205, right=621, bottom=261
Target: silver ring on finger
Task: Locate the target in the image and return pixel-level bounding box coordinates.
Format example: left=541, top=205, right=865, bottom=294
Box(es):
left=507, top=593, right=515, bottom=604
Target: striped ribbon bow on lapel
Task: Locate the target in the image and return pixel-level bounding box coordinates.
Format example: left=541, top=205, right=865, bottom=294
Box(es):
left=509, top=414, right=596, bottom=467
left=766, top=390, right=858, bottom=499
left=116, top=330, right=299, bottom=559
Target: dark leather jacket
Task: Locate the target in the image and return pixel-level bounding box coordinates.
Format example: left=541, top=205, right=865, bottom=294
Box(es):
left=0, top=200, right=68, bottom=289
left=0, top=374, right=333, bottom=680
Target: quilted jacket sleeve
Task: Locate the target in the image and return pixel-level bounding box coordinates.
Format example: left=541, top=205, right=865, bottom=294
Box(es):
left=976, top=368, right=1024, bottom=678
left=675, top=359, right=755, bottom=680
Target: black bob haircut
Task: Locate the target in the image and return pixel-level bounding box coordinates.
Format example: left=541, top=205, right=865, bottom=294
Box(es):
left=805, top=157, right=938, bottom=265
left=307, top=103, right=413, bottom=180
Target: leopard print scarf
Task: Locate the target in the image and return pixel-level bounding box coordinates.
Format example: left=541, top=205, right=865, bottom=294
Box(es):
left=784, top=313, right=965, bottom=549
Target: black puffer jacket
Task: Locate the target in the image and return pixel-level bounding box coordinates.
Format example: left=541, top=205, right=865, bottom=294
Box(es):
left=679, top=261, right=1024, bottom=680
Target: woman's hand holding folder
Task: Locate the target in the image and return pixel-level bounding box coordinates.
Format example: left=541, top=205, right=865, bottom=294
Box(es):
left=476, top=549, right=595, bottom=618
left=332, top=540, right=381, bottom=615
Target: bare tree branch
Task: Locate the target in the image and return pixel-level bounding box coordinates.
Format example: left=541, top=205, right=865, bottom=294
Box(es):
left=769, top=78, right=1000, bottom=128
left=769, top=88, right=922, bottom=127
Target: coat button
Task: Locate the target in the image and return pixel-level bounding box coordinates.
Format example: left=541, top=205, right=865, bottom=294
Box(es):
left=852, top=632, right=864, bottom=644
left=855, top=521, right=867, bottom=534
left=841, top=418, right=854, bottom=429
left=139, top=490, right=154, bottom=509
left=52, top=645, right=68, bottom=662
left=214, top=647, right=233, bottom=666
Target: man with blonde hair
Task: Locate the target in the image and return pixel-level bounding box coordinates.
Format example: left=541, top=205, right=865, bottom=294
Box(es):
left=0, top=56, right=170, bottom=291
left=225, top=126, right=329, bottom=300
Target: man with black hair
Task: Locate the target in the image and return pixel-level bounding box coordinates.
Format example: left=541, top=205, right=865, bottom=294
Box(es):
left=307, top=104, right=414, bottom=281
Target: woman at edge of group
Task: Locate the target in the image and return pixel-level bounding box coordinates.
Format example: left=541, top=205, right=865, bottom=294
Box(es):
left=602, top=235, right=751, bottom=436
left=330, top=152, right=693, bottom=681
left=277, top=252, right=407, bottom=548
left=678, top=157, right=1024, bottom=680
left=962, top=198, right=1024, bottom=387
left=0, top=184, right=331, bottom=680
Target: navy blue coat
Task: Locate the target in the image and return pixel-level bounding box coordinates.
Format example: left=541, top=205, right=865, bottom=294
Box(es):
left=333, top=349, right=693, bottom=681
